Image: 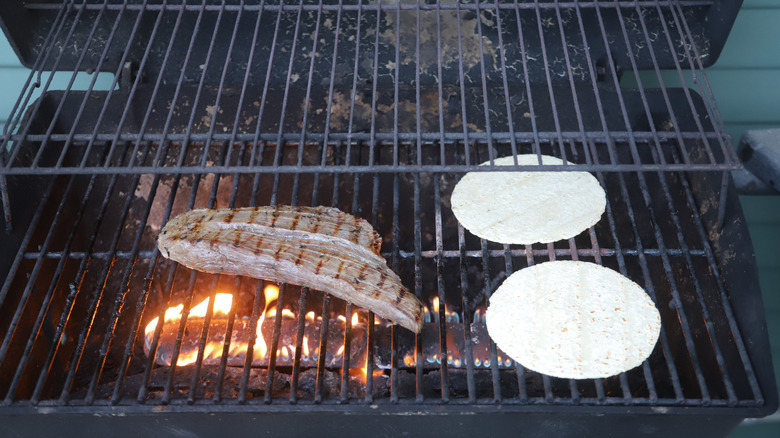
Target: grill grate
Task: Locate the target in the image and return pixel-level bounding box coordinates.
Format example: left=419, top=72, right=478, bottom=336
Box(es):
left=0, top=0, right=772, bottom=422
left=1, top=0, right=738, bottom=176
left=0, top=140, right=766, bottom=408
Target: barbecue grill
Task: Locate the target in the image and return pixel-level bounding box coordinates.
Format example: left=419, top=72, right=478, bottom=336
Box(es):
left=0, top=0, right=776, bottom=436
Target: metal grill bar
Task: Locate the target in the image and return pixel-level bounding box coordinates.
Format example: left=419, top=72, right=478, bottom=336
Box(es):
left=22, top=1, right=719, bottom=12
left=9, top=396, right=763, bottom=408
left=3, top=130, right=729, bottom=143
left=669, top=3, right=737, bottom=165
left=20, top=247, right=712, bottom=261
left=0, top=161, right=743, bottom=176
left=593, top=167, right=681, bottom=401
left=0, top=174, right=84, bottom=381
left=56, top=143, right=153, bottom=404
left=650, top=150, right=737, bottom=402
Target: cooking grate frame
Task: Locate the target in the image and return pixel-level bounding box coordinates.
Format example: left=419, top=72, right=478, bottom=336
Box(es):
left=0, top=0, right=775, bottom=428
left=0, top=0, right=738, bottom=175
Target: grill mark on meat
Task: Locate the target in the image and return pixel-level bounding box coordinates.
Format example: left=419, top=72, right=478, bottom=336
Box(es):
left=290, top=213, right=300, bottom=231
left=253, top=234, right=264, bottom=254
left=355, top=265, right=367, bottom=284
left=158, top=206, right=424, bottom=332
left=395, top=288, right=406, bottom=305
left=334, top=260, right=345, bottom=280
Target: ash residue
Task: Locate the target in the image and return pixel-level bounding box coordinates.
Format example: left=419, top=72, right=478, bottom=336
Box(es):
left=375, top=0, right=497, bottom=73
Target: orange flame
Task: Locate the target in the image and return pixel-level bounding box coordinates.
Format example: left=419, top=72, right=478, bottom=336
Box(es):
left=302, top=335, right=310, bottom=358
left=145, top=294, right=233, bottom=339
left=253, top=284, right=280, bottom=359
left=145, top=284, right=375, bottom=371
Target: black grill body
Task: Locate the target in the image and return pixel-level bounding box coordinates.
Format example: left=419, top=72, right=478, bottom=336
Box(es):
left=0, top=1, right=776, bottom=437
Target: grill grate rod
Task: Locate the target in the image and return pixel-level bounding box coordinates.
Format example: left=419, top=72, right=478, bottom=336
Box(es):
left=186, top=146, right=232, bottom=405
left=22, top=1, right=719, bottom=13
left=389, top=173, right=400, bottom=403
left=55, top=143, right=154, bottom=404
left=20, top=247, right=712, bottom=262
left=0, top=173, right=90, bottom=389
left=0, top=177, right=57, bottom=402
left=594, top=166, right=680, bottom=401
left=0, top=0, right=72, bottom=148
left=669, top=2, right=738, bottom=166
left=3, top=0, right=90, bottom=169
left=25, top=172, right=121, bottom=405
left=78, top=0, right=153, bottom=169
left=4, top=129, right=729, bottom=145
left=650, top=148, right=738, bottom=403
left=113, top=177, right=180, bottom=404
left=432, top=174, right=446, bottom=402
left=84, top=171, right=166, bottom=405
left=671, top=151, right=765, bottom=403
left=364, top=173, right=381, bottom=403
left=32, top=2, right=112, bottom=170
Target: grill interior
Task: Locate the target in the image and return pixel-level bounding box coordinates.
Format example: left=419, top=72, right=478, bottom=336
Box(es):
left=0, top=0, right=775, bottom=426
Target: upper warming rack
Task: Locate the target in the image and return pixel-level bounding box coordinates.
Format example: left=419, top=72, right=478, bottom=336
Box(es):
left=0, top=0, right=740, bottom=176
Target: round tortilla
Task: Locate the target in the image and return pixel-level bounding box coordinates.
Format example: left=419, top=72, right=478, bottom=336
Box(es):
left=450, top=155, right=606, bottom=245
left=486, top=260, right=661, bottom=379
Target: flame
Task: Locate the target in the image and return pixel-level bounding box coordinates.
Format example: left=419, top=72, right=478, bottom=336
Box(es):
left=427, top=297, right=460, bottom=323
left=146, top=284, right=378, bottom=373
left=176, top=340, right=227, bottom=366
left=253, top=284, right=280, bottom=359
left=190, top=293, right=233, bottom=318
left=144, top=294, right=232, bottom=339
left=302, top=335, right=310, bottom=358
left=267, top=308, right=295, bottom=319
left=403, top=354, right=415, bottom=367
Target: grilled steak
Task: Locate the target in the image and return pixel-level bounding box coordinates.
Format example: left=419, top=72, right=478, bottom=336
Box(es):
left=157, top=206, right=424, bottom=332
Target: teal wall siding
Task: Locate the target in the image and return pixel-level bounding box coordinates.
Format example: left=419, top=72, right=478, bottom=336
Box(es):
left=0, top=36, right=114, bottom=134
left=0, top=36, right=28, bottom=131
left=724, top=0, right=780, bottom=435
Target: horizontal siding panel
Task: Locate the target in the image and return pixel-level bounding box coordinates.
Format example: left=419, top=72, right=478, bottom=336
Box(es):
left=740, top=196, right=780, bottom=224
left=0, top=68, right=33, bottom=132
left=712, top=9, right=780, bottom=70
left=747, top=224, right=780, bottom=269
left=741, top=0, right=780, bottom=8
left=0, top=35, right=22, bottom=67
left=705, top=70, right=780, bottom=123
left=756, top=272, right=780, bottom=311
left=724, top=122, right=780, bottom=148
